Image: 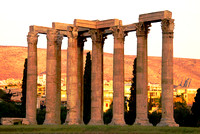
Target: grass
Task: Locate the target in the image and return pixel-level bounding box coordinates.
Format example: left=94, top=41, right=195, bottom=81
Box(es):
left=0, top=125, right=200, bottom=134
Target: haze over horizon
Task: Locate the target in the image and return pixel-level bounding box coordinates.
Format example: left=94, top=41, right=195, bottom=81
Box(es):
left=0, top=0, right=200, bottom=59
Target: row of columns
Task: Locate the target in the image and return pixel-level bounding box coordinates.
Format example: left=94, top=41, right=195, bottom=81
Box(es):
left=26, top=19, right=177, bottom=126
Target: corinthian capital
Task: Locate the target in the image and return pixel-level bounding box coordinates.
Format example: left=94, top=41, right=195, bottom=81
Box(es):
left=161, top=19, right=174, bottom=34
left=47, top=29, right=63, bottom=46
left=89, top=29, right=104, bottom=43
left=56, top=32, right=63, bottom=46
left=67, top=26, right=78, bottom=39
left=136, top=22, right=151, bottom=37
left=27, top=31, right=39, bottom=46
left=110, top=26, right=126, bottom=39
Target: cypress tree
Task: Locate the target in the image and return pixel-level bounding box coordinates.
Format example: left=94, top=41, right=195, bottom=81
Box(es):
left=191, top=88, right=200, bottom=126
left=83, top=52, right=92, bottom=124
left=21, top=58, right=27, bottom=117
left=126, top=58, right=137, bottom=124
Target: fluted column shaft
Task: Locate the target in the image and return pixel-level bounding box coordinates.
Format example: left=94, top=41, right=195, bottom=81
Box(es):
left=66, top=27, right=80, bottom=124
left=110, top=26, right=126, bottom=125
left=89, top=30, right=104, bottom=125
left=158, top=19, right=178, bottom=127
left=26, top=31, right=38, bottom=125
left=135, top=22, right=152, bottom=126
left=44, top=29, right=63, bottom=125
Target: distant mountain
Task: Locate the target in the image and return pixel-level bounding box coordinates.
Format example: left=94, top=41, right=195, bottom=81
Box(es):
left=0, top=46, right=200, bottom=88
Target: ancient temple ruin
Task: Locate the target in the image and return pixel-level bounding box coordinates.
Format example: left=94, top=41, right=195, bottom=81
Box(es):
left=26, top=10, right=178, bottom=126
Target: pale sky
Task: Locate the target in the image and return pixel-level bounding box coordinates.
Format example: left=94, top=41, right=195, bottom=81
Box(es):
left=0, top=0, right=200, bottom=59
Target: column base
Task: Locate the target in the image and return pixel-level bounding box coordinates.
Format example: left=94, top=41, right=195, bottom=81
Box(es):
left=65, top=120, right=80, bottom=125
left=88, top=119, right=104, bottom=125
left=134, top=118, right=152, bottom=126
left=26, top=118, right=37, bottom=125
left=157, top=118, right=179, bottom=127
left=109, top=119, right=126, bottom=126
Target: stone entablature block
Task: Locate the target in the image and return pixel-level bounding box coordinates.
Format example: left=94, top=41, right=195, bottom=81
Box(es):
left=139, top=10, right=172, bottom=22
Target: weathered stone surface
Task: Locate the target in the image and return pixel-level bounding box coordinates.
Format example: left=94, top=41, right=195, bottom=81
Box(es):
left=157, top=19, right=178, bottom=127
left=96, top=19, right=121, bottom=29
left=65, top=27, right=81, bottom=125
left=134, top=22, right=152, bottom=126
left=77, top=36, right=86, bottom=124
left=44, top=29, right=63, bottom=125
left=52, top=22, right=73, bottom=31
left=1, top=118, right=30, bottom=125
left=110, top=26, right=126, bottom=125
left=26, top=31, right=38, bottom=125
left=74, top=19, right=97, bottom=29
left=88, top=29, right=104, bottom=125
left=29, top=25, right=51, bottom=34
left=139, top=10, right=172, bottom=22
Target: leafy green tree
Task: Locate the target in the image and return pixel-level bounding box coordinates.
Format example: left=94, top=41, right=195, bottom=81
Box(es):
left=21, top=58, right=27, bottom=117
left=83, top=51, right=92, bottom=124
left=191, top=88, right=200, bottom=126
left=174, top=101, right=191, bottom=126
left=126, top=58, right=137, bottom=125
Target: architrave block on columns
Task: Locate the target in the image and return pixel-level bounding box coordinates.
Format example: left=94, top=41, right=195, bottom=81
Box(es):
left=26, top=31, right=38, bottom=125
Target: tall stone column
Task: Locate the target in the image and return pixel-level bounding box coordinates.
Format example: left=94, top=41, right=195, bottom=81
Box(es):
left=65, top=27, right=80, bottom=125
left=44, top=29, right=63, bottom=125
left=110, top=26, right=126, bottom=125
left=26, top=31, right=38, bottom=125
left=77, top=36, right=86, bottom=124
left=88, top=29, right=104, bottom=125
left=134, top=22, right=152, bottom=126
left=157, top=19, right=178, bottom=127
left=56, top=31, right=63, bottom=124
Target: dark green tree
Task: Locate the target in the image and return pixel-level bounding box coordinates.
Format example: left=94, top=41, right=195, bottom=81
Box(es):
left=126, top=58, right=137, bottom=125
left=191, top=88, right=200, bottom=126
left=21, top=58, right=27, bottom=117
left=174, top=101, right=191, bottom=127
left=83, top=51, right=92, bottom=124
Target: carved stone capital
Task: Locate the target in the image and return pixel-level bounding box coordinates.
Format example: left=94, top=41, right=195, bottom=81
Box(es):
left=136, top=22, right=151, bottom=37
left=27, top=32, right=38, bottom=46
left=161, top=19, right=174, bottom=35
left=110, top=26, right=126, bottom=40
left=89, top=29, right=104, bottom=43
left=56, top=32, right=63, bottom=46
left=67, top=26, right=78, bottom=39
left=47, top=29, right=63, bottom=46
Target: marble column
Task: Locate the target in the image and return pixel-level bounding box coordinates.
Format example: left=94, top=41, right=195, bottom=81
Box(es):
left=157, top=19, right=178, bottom=127
left=44, top=29, right=63, bottom=125
left=26, top=31, right=38, bottom=125
left=134, top=22, right=152, bottom=126
left=110, top=26, right=126, bottom=125
left=65, top=27, right=80, bottom=125
left=88, top=29, right=104, bottom=125
left=77, top=36, right=86, bottom=124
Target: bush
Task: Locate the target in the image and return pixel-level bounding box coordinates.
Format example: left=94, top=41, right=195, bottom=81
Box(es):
left=36, top=108, right=46, bottom=125
left=148, top=111, right=161, bottom=126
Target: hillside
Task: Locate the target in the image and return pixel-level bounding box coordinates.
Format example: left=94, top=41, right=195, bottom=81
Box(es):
left=0, top=46, right=200, bottom=88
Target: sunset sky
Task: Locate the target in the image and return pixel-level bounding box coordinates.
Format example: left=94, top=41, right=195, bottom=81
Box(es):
left=0, top=0, right=200, bottom=59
